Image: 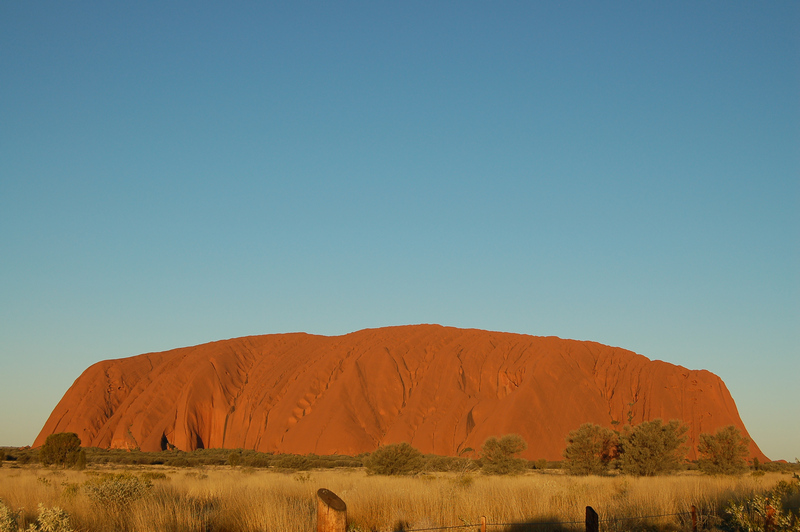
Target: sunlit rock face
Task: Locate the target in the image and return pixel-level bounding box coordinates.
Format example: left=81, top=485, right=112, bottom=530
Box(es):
left=34, top=324, right=768, bottom=461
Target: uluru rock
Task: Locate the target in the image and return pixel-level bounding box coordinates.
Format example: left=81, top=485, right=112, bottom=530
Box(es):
left=34, top=325, right=768, bottom=461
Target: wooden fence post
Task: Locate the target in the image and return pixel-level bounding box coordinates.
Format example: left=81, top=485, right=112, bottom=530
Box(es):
left=585, top=506, right=599, bottom=532
left=480, top=515, right=486, bottom=532
left=691, top=505, right=697, bottom=532
left=317, top=488, right=347, bottom=532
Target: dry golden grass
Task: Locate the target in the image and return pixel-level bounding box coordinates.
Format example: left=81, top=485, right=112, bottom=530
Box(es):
left=0, top=465, right=789, bottom=532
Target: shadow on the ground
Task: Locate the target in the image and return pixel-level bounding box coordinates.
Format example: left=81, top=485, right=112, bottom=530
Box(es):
left=391, top=520, right=411, bottom=532
left=390, top=516, right=580, bottom=532
left=502, top=516, right=580, bottom=532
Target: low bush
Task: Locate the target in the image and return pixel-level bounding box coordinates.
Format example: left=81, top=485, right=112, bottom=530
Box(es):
left=0, top=500, right=74, bottom=532
left=273, top=454, right=312, bottom=471
left=83, top=473, right=152, bottom=509
left=364, top=443, right=424, bottom=475
left=244, top=455, right=273, bottom=468
left=0, top=498, right=19, bottom=532
left=30, top=504, right=74, bottom=532
left=726, top=475, right=800, bottom=531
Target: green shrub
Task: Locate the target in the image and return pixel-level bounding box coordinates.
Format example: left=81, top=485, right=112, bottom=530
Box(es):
left=83, top=473, right=152, bottom=509
left=726, top=476, right=800, bottom=531
left=0, top=499, right=19, bottom=532
left=40, top=433, right=82, bottom=468
left=619, top=419, right=688, bottom=476
left=364, top=443, right=424, bottom=475
left=31, top=503, right=74, bottom=532
left=481, top=434, right=528, bottom=475
left=563, top=423, right=618, bottom=475
left=698, top=425, right=749, bottom=475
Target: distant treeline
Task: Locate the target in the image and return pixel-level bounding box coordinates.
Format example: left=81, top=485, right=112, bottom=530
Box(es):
left=0, top=445, right=559, bottom=471
left=1, top=444, right=796, bottom=474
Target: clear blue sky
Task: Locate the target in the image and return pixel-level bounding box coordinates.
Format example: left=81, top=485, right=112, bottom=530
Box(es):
left=1, top=2, right=797, bottom=460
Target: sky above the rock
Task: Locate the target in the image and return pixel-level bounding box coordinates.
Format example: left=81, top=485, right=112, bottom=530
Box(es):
left=1, top=2, right=797, bottom=460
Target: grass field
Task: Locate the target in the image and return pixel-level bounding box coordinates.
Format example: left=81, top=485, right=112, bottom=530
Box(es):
left=0, top=465, right=795, bottom=532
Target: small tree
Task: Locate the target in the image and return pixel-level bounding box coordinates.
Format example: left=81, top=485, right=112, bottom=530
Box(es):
left=40, top=433, right=82, bottom=468
left=563, top=423, right=618, bottom=475
left=619, top=419, right=688, bottom=476
left=481, top=434, right=528, bottom=475
left=364, top=443, right=424, bottom=475
left=697, top=425, right=749, bottom=475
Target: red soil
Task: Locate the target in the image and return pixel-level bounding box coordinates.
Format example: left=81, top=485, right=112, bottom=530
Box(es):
left=34, top=325, right=768, bottom=461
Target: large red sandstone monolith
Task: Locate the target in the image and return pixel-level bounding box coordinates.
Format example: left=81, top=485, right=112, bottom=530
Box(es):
left=34, top=324, right=769, bottom=462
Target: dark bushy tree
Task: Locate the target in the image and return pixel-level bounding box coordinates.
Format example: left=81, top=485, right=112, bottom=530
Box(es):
left=40, top=433, right=82, bottom=467
left=481, top=434, right=528, bottom=475
left=563, top=423, right=618, bottom=475
left=364, top=443, right=424, bottom=475
left=620, top=419, right=688, bottom=476
left=697, top=425, right=749, bottom=475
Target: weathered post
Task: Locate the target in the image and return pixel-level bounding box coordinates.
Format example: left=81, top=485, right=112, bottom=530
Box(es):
left=691, top=505, right=698, bottom=532
left=585, top=506, right=599, bottom=532
left=317, top=488, right=347, bottom=532
left=480, top=515, right=487, bottom=532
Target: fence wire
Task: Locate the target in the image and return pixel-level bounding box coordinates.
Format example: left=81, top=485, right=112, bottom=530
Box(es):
left=486, top=518, right=585, bottom=527
left=600, top=511, right=688, bottom=522
left=398, top=509, right=694, bottom=532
